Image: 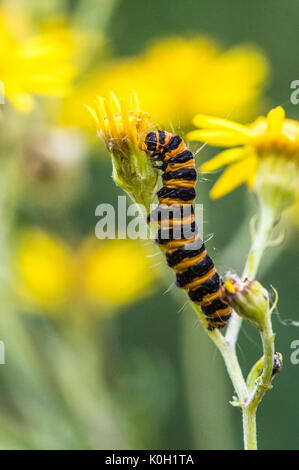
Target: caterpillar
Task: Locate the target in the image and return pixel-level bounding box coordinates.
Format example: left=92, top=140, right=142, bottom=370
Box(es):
left=143, top=130, right=231, bottom=329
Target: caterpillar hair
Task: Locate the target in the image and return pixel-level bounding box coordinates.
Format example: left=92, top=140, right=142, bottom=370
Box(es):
left=143, top=130, right=231, bottom=329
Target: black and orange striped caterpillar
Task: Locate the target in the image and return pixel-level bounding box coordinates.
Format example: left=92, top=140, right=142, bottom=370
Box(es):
left=143, top=130, right=231, bottom=329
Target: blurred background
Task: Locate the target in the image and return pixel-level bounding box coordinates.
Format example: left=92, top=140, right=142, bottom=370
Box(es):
left=0, top=0, right=298, bottom=450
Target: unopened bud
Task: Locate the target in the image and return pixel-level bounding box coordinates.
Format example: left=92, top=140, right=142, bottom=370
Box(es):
left=224, top=276, right=269, bottom=329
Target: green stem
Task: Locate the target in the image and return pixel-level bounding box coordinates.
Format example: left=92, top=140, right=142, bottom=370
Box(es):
left=224, top=201, right=277, bottom=450
left=257, top=319, right=275, bottom=407
left=243, top=315, right=275, bottom=450
left=210, top=329, right=249, bottom=404
left=225, top=202, right=276, bottom=349
left=189, top=300, right=249, bottom=405
left=242, top=406, right=257, bottom=450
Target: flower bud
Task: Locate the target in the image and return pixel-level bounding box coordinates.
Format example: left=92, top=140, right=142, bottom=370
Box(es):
left=224, top=276, right=269, bottom=329
left=85, top=90, right=158, bottom=212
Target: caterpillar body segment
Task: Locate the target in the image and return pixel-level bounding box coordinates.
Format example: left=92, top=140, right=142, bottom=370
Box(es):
left=144, top=130, right=231, bottom=329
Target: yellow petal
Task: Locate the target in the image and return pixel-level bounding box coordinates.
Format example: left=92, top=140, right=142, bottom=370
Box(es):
left=187, top=129, right=249, bottom=146
left=192, top=114, right=254, bottom=137
left=84, top=104, right=100, bottom=127
left=210, top=155, right=258, bottom=198
left=120, top=98, right=137, bottom=148
left=103, top=97, right=118, bottom=138
left=200, top=147, right=249, bottom=172
left=94, top=97, right=108, bottom=131
left=130, top=88, right=140, bottom=111
left=95, top=95, right=107, bottom=119
left=110, top=91, right=121, bottom=113
left=266, top=106, right=285, bottom=135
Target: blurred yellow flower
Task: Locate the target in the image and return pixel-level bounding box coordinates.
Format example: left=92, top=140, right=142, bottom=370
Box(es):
left=15, top=229, right=74, bottom=310
left=188, top=106, right=299, bottom=204
left=78, top=238, right=156, bottom=309
left=0, top=6, right=77, bottom=113
left=63, top=36, right=268, bottom=129
left=15, top=228, right=157, bottom=314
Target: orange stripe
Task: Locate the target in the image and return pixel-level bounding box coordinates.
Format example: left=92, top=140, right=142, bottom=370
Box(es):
left=208, top=320, right=229, bottom=328
left=174, top=250, right=207, bottom=273
left=206, top=306, right=231, bottom=319
left=184, top=267, right=217, bottom=290
left=162, top=132, right=172, bottom=148
left=155, top=130, right=160, bottom=151
left=166, top=161, right=195, bottom=171
left=163, top=180, right=196, bottom=188
left=162, top=235, right=198, bottom=250
left=158, top=197, right=195, bottom=205
left=164, top=141, right=187, bottom=160
left=198, top=289, right=222, bottom=306
left=160, top=214, right=195, bottom=228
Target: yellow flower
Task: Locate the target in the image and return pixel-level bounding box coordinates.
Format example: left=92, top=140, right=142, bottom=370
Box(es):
left=78, top=238, right=156, bottom=310
left=85, top=89, right=151, bottom=155
left=67, top=36, right=268, bottom=129
left=188, top=106, right=299, bottom=211
left=85, top=90, right=158, bottom=211
left=14, top=229, right=157, bottom=315
left=15, top=229, right=74, bottom=311
left=0, top=6, right=77, bottom=113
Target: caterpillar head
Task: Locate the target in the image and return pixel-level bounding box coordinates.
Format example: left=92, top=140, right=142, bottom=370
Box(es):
left=143, top=131, right=158, bottom=152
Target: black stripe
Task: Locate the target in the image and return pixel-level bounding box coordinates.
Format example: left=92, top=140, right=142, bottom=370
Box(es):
left=188, top=272, right=221, bottom=302
left=157, top=186, right=196, bottom=202
left=208, top=323, right=226, bottom=330
left=145, top=132, right=157, bottom=151
left=156, top=222, right=198, bottom=245
left=176, top=255, right=214, bottom=287
left=148, top=204, right=194, bottom=223
left=166, top=240, right=205, bottom=267
left=158, top=130, right=166, bottom=147
left=163, top=135, right=182, bottom=153
left=206, top=313, right=231, bottom=323
left=162, top=168, right=197, bottom=181
left=167, top=150, right=193, bottom=165
left=202, top=298, right=229, bottom=316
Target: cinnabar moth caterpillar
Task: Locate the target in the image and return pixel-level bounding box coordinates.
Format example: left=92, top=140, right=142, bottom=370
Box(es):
left=143, top=130, right=231, bottom=329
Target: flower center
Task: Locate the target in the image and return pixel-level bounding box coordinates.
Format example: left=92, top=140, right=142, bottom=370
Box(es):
left=253, top=135, right=299, bottom=160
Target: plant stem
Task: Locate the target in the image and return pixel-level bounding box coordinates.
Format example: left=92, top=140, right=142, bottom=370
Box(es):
left=189, top=300, right=249, bottom=405
left=225, top=202, right=276, bottom=349
left=242, top=315, right=275, bottom=449
left=242, top=405, right=257, bottom=450
left=210, top=329, right=249, bottom=404
left=223, top=201, right=277, bottom=449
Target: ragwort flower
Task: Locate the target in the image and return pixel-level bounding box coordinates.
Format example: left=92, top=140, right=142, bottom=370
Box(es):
left=62, top=36, right=268, bottom=129
left=78, top=238, right=156, bottom=310
left=188, top=106, right=299, bottom=216
left=85, top=90, right=158, bottom=211
left=0, top=6, right=76, bottom=113
left=14, top=228, right=157, bottom=314
left=15, top=228, right=74, bottom=311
